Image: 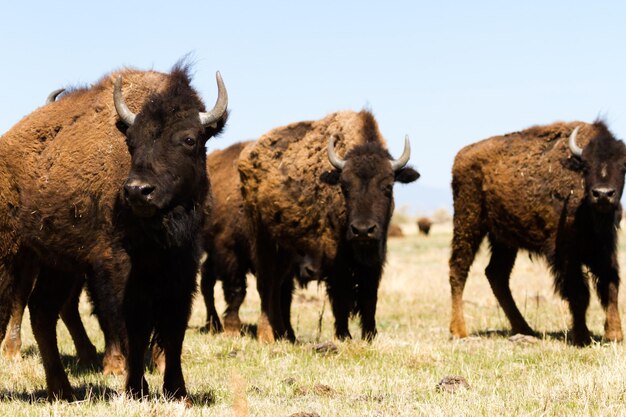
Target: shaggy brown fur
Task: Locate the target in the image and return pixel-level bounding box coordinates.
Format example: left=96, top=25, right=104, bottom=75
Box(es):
left=417, top=217, right=432, bottom=235
left=0, top=63, right=227, bottom=400
left=239, top=110, right=419, bottom=342
left=449, top=121, right=626, bottom=346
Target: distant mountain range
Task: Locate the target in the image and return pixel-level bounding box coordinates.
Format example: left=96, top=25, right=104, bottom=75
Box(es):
left=395, top=183, right=452, bottom=216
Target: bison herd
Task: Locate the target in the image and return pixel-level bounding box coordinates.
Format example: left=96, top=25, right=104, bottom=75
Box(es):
left=0, top=61, right=625, bottom=403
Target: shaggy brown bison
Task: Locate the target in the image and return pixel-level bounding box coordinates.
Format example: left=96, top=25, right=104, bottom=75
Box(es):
left=449, top=121, right=626, bottom=346
left=0, top=62, right=228, bottom=400
left=1, top=91, right=112, bottom=372
left=199, top=141, right=322, bottom=335
left=238, top=110, right=419, bottom=342
left=417, top=217, right=432, bottom=235
left=387, top=223, right=405, bottom=238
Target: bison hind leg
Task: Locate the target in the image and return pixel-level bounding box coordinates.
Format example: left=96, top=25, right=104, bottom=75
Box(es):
left=448, top=210, right=486, bottom=338
left=199, top=259, right=223, bottom=334
left=485, top=240, right=534, bottom=336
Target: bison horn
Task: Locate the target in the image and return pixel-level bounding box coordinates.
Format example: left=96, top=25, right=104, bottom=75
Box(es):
left=199, top=71, right=228, bottom=128
left=46, top=88, right=65, bottom=104
left=327, top=135, right=346, bottom=170
left=568, top=126, right=583, bottom=157
left=390, top=135, right=411, bottom=171
left=114, top=76, right=136, bottom=126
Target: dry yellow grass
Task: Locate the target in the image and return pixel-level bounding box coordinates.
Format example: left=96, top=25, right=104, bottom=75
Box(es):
left=2, top=222, right=626, bottom=416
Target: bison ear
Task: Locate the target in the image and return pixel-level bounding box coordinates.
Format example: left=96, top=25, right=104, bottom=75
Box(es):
left=395, top=167, right=420, bottom=183
left=562, top=156, right=585, bottom=172
left=320, top=170, right=341, bottom=185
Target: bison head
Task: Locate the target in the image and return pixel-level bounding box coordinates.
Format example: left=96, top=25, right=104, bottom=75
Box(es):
left=568, top=122, right=626, bottom=215
left=320, top=135, right=419, bottom=265
left=115, top=67, right=228, bottom=219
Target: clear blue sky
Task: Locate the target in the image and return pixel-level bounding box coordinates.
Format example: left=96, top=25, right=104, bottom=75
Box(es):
left=2, top=1, right=625, bottom=210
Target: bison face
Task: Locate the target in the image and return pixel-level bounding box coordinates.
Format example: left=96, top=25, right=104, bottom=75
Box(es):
left=321, top=136, right=419, bottom=265
left=124, top=122, right=212, bottom=217
left=568, top=124, right=626, bottom=215
left=115, top=72, right=228, bottom=218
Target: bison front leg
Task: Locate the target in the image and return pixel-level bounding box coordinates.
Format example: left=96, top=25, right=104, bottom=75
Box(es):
left=123, top=274, right=154, bottom=399
left=254, top=242, right=292, bottom=342
left=356, top=265, right=382, bottom=342
left=559, top=266, right=592, bottom=346
left=327, top=262, right=354, bottom=340
left=156, top=307, right=191, bottom=401
left=29, top=267, right=76, bottom=401
left=60, top=276, right=99, bottom=368
left=589, top=256, right=623, bottom=342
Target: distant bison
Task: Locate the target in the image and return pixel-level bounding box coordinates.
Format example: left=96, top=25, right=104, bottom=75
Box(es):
left=387, top=224, right=405, bottom=238
left=0, top=62, right=228, bottom=400
left=449, top=121, right=625, bottom=346
left=416, top=217, right=432, bottom=235
left=238, top=110, right=419, bottom=342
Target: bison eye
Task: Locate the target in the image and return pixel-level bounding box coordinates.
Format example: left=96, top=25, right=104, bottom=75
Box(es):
left=184, top=137, right=196, bottom=147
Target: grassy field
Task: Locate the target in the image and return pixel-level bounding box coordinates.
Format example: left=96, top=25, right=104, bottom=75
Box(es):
left=3, top=223, right=626, bottom=416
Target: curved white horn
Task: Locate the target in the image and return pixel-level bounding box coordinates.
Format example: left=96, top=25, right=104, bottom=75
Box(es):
left=568, top=126, right=583, bottom=157
left=390, top=135, right=411, bottom=171
left=327, top=135, right=346, bottom=170
left=113, top=76, right=136, bottom=126
left=199, top=71, right=228, bottom=127
left=46, top=88, right=65, bottom=104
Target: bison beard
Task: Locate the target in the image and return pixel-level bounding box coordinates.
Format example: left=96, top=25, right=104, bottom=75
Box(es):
left=449, top=120, right=626, bottom=346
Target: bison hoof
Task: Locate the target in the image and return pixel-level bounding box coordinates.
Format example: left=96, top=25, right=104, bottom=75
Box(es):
left=103, top=353, right=126, bottom=376
left=200, top=317, right=223, bottom=334
left=2, top=341, right=21, bottom=360
left=362, top=330, right=377, bottom=342
left=257, top=314, right=275, bottom=343
left=449, top=323, right=468, bottom=339
left=77, top=347, right=100, bottom=369
left=223, top=316, right=242, bottom=335
left=570, top=330, right=592, bottom=347
left=127, top=377, right=150, bottom=400
left=48, top=384, right=77, bottom=402
left=603, top=329, right=623, bottom=343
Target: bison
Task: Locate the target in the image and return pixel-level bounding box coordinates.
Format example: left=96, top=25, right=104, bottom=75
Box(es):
left=1, top=91, right=117, bottom=373
left=0, top=62, right=228, bottom=400
left=199, top=141, right=322, bottom=335
left=449, top=121, right=625, bottom=346
left=238, top=110, right=419, bottom=342
left=416, top=217, right=432, bottom=235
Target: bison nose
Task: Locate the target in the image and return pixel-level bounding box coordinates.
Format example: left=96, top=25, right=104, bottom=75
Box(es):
left=592, top=187, right=616, bottom=204
left=124, top=180, right=156, bottom=203
left=350, top=222, right=378, bottom=238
